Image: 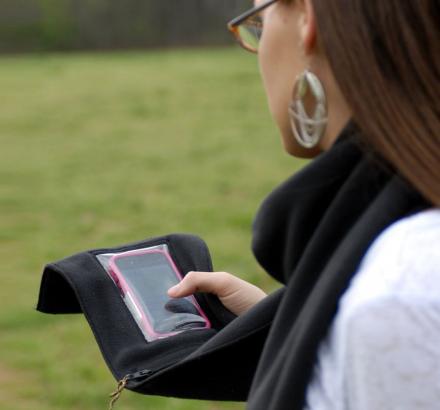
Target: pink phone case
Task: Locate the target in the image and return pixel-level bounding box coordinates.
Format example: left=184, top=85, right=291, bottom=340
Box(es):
left=107, top=248, right=211, bottom=340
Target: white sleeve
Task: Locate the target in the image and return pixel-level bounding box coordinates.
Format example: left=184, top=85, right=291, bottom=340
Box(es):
left=345, top=295, right=440, bottom=410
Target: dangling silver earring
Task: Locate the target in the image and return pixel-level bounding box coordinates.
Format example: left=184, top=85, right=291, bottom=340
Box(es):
left=288, top=69, right=328, bottom=149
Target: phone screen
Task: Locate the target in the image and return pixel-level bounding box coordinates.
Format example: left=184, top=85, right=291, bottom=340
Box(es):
left=113, top=251, right=208, bottom=335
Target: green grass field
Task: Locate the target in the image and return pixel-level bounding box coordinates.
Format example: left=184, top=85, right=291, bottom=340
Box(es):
left=0, top=48, right=305, bottom=410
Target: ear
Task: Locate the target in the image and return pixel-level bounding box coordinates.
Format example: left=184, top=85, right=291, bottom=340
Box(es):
left=299, top=0, right=317, bottom=55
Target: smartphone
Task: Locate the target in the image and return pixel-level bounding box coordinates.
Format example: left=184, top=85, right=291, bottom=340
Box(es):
left=108, top=248, right=211, bottom=341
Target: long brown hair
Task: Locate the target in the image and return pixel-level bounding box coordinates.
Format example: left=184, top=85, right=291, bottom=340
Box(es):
left=288, top=0, right=440, bottom=204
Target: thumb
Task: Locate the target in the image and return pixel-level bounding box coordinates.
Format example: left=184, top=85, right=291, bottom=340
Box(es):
left=167, top=271, right=218, bottom=298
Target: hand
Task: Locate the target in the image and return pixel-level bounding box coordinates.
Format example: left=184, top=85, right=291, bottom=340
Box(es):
left=167, top=271, right=267, bottom=316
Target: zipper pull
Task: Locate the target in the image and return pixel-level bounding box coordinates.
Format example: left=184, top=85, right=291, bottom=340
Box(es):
left=108, top=370, right=153, bottom=410
left=109, top=375, right=128, bottom=410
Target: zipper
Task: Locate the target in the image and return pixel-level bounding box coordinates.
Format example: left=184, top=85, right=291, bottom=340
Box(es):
left=125, top=369, right=154, bottom=382
left=108, top=369, right=154, bottom=409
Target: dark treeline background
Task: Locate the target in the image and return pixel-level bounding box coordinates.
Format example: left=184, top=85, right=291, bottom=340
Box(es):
left=0, top=0, right=252, bottom=53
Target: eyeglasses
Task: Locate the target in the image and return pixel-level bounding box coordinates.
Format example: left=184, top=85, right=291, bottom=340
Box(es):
left=227, top=0, right=278, bottom=54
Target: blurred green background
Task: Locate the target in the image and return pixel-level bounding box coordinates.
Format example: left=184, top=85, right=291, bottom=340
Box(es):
left=0, top=47, right=306, bottom=410
left=0, top=2, right=306, bottom=409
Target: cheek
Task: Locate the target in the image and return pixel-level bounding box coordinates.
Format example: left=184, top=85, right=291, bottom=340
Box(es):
left=258, top=16, right=299, bottom=152
left=259, top=17, right=293, bottom=117
left=259, top=11, right=306, bottom=154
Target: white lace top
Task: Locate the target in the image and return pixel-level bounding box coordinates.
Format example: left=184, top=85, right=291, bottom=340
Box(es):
left=304, top=208, right=440, bottom=410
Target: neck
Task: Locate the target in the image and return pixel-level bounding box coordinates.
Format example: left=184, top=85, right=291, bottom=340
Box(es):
left=314, top=59, right=352, bottom=151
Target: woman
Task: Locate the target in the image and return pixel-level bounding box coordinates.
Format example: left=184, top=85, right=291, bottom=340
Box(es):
left=169, top=0, right=439, bottom=408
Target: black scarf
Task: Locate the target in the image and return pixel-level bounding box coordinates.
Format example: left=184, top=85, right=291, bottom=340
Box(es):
left=247, top=121, right=428, bottom=409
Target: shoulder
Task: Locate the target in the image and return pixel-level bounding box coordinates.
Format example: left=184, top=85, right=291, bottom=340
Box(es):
left=334, top=209, right=440, bottom=409
left=341, top=208, right=440, bottom=314
left=334, top=208, right=440, bottom=346
left=363, top=207, right=440, bottom=273
left=306, top=210, right=440, bottom=410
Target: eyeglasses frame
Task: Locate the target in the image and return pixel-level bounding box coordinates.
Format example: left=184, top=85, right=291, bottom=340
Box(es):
left=227, top=0, right=279, bottom=53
